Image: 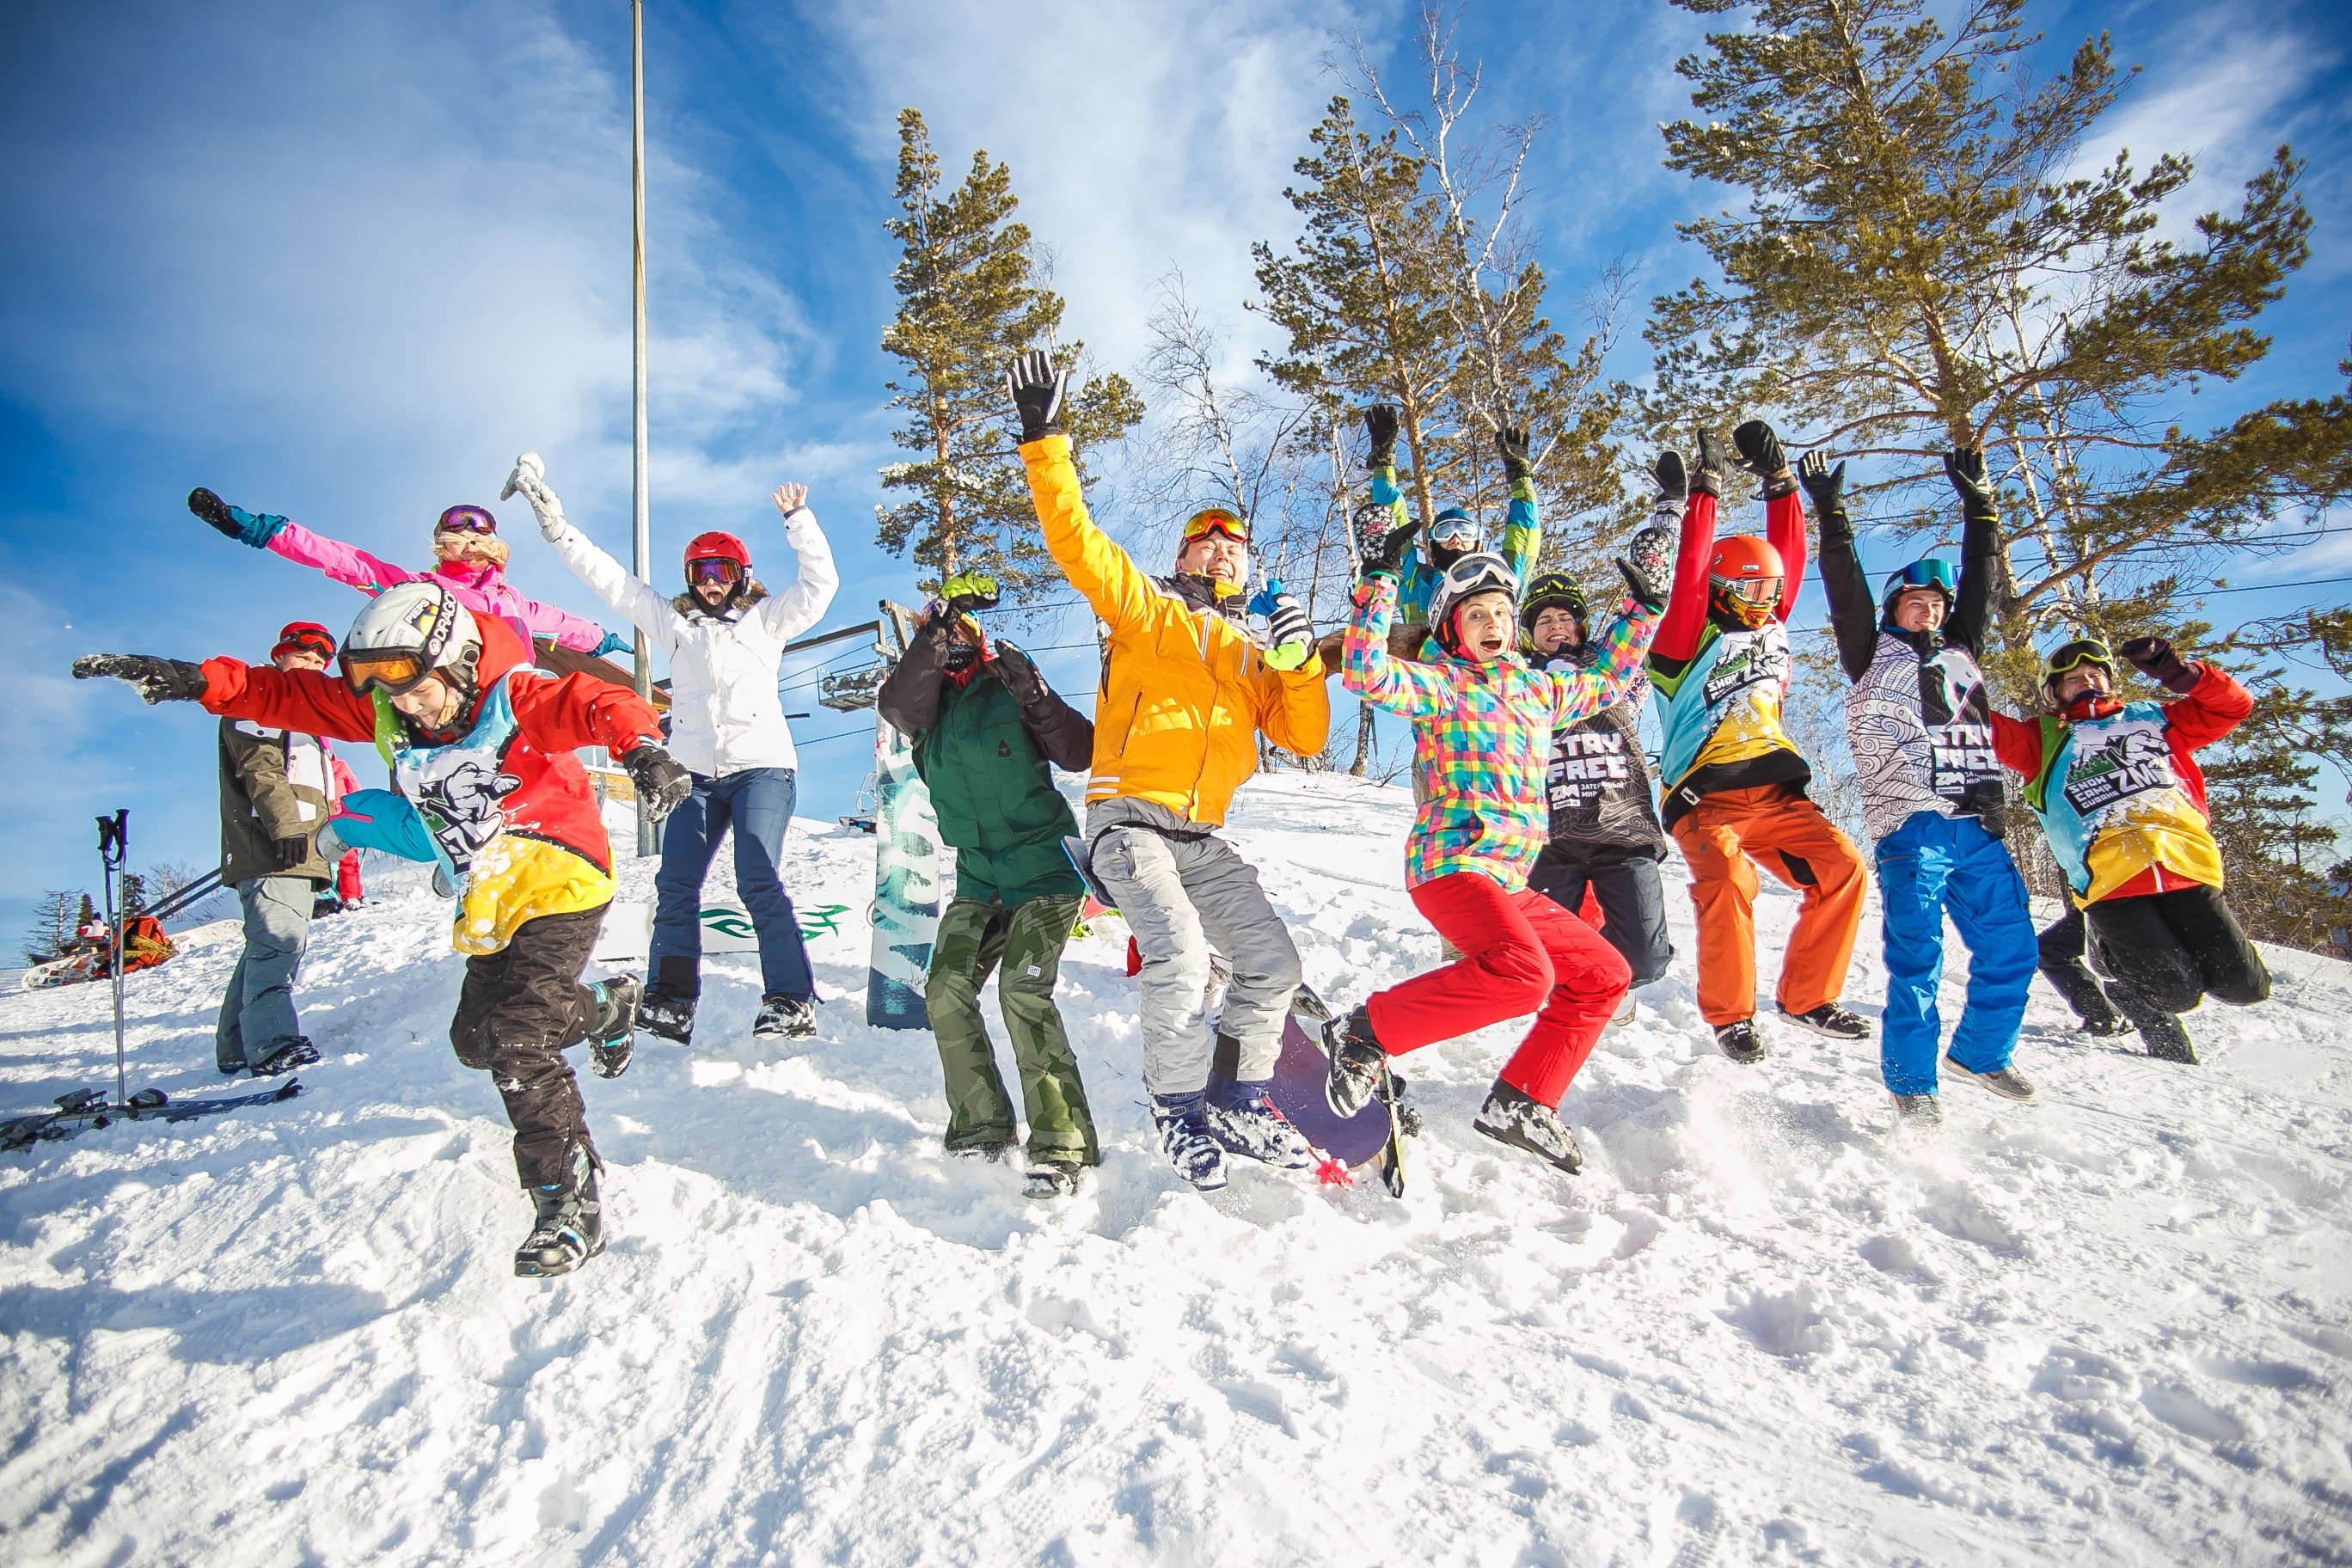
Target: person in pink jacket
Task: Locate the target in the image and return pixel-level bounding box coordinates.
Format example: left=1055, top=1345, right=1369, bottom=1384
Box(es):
left=185, top=487, right=623, bottom=657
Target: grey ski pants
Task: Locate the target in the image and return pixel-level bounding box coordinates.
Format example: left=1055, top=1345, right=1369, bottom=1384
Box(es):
left=216, top=875, right=313, bottom=1071
left=1085, top=799, right=1302, bottom=1099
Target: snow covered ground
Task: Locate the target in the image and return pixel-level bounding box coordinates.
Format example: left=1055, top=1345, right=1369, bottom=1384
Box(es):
left=3, top=770, right=2349, bottom=1566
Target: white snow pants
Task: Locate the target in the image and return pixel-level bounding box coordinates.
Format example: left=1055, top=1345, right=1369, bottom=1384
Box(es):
left=1084, top=799, right=1302, bottom=1099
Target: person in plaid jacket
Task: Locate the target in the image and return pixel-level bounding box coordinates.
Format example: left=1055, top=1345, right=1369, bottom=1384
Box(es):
left=1326, top=518, right=1666, bottom=1174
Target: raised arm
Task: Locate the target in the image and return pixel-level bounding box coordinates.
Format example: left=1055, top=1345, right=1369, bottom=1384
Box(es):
left=1494, top=423, right=1542, bottom=591
left=990, top=640, right=1096, bottom=772
left=2123, top=643, right=2254, bottom=750
left=1944, top=450, right=2000, bottom=653
left=1802, top=452, right=1877, bottom=681
left=875, top=616, right=954, bottom=738
left=1649, top=438, right=1726, bottom=669
left=1021, top=434, right=1158, bottom=631
left=504, top=452, right=676, bottom=646
left=1341, top=575, right=1456, bottom=720
left=756, top=485, right=841, bottom=641
left=199, top=661, right=381, bottom=744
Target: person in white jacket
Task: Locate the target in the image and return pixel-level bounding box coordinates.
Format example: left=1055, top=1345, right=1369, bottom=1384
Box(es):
left=503, top=452, right=840, bottom=1042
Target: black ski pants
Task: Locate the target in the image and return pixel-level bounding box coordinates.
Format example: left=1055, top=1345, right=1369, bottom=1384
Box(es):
left=2084, top=885, right=2270, bottom=1020
left=1527, top=842, right=1675, bottom=988
left=450, top=904, right=605, bottom=1188
left=2036, top=904, right=2122, bottom=1027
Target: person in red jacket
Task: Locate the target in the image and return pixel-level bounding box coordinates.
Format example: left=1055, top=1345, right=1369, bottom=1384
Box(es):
left=75, top=582, right=693, bottom=1277
left=1989, top=635, right=2269, bottom=1063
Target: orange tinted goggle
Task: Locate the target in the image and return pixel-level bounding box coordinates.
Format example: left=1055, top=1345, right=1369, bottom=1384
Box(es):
left=339, top=648, right=431, bottom=696
left=1712, top=574, right=1782, bottom=605
left=1183, top=509, right=1250, bottom=545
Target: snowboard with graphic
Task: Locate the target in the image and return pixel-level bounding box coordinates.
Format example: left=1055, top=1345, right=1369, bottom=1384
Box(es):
left=865, top=707, right=940, bottom=1028
left=1209, top=989, right=1394, bottom=1170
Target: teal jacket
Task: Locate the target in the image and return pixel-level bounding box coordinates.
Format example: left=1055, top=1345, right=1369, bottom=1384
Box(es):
left=1372, top=464, right=1544, bottom=630
left=875, top=626, right=1091, bottom=906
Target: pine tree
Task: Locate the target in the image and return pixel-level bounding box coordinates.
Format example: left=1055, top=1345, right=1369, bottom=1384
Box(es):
left=21, top=891, right=79, bottom=965
left=1649, top=0, right=2352, bottom=669
left=2204, top=681, right=2343, bottom=952
left=878, top=108, right=1142, bottom=603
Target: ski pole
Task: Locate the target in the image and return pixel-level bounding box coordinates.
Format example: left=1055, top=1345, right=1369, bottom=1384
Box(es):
left=97, top=811, right=129, bottom=1108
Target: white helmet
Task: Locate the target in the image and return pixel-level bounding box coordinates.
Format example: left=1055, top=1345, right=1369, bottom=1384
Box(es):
left=1428, top=552, right=1518, bottom=650
left=340, top=581, right=482, bottom=696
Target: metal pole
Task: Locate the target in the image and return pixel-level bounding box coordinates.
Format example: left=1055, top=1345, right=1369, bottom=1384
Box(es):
left=630, top=0, right=657, bottom=858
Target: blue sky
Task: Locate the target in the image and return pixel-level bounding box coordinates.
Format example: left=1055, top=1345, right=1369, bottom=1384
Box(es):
left=3, top=0, right=2348, bottom=930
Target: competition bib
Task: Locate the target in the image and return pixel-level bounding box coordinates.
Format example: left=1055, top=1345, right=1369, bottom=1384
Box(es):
left=2060, top=720, right=2177, bottom=821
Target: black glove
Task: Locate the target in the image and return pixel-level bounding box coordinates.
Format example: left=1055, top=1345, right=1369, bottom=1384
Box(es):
left=73, top=653, right=208, bottom=705
left=989, top=640, right=1047, bottom=706
left=1004, top=349, right=1067, bottom=443
left=620, top=743, right=693, bottom=820
left=1495, top=422, right=1532, bottom=485
left=187, top=487, right=286, bottom=548
left=273, top=835, right=312, bottom=871
left=1732, top=420, right=1795, bottom=499
left=1798, top=450, right=1846, bottom=520
left=1364, top=404, right=1399, bottom=470
left=1366, top=517, right=1422, bottom=579
left=1690, top=430, right=1729, bottom=499
left=1263, top=590, right=1312, bottom=651
left=2118, top=635, right=2199, bottom=694
left=1944, top=448, right=1996, bottom=519
left=1617, top=555, right=1668, bottom=614
left=1652, top=450, right=1687, bottom=509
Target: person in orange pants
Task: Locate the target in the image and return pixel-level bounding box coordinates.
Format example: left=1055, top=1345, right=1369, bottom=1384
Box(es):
left=1646, top=422, right=1869, bottom=1063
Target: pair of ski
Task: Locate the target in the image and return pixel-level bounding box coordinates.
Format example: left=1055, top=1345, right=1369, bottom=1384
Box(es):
left=1, top=1078, right=303, bottom=1155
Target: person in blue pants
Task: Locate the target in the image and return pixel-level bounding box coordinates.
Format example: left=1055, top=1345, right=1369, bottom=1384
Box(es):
left=1809, top=446, right=2038, bottom=1126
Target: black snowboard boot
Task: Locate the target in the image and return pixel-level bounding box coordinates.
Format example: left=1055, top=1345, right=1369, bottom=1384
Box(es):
left=1713, top=1020, right=1767, bottom=1064
left=1025, top=1160, right=1084, bottom=1200
left=753, top=994, right=818, bottom=1040
left=636, top=990, right=695, bottom=1045
left=1778, top=1001, right=1872, bottom=1040
left=2140, top=1016, right=2198, bottom=1064
left=514, top=1147, right=604, bottom=1278
left=587, top=976, right=640, bottom=1080
left=250, top=1038, right=321, bottom=1078
left=1323, top=1006, right=1387, bottom=1118
left=1473, top=1080, right=1583, bottom=1174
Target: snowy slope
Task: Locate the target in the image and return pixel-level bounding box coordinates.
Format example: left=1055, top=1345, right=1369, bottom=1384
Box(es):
left=2, top=771, right=2349, bottom=1566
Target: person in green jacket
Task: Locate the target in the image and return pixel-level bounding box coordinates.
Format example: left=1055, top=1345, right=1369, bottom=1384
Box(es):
left=875, top=578, right=1100, bottom=1199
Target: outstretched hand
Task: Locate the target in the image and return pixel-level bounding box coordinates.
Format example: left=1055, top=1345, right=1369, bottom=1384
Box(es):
left=502, top=452, right=567, bottom=541
left=1005, top=350, right=1067, bottom=444
left=1652, top=450, right=1687, bottom=507
left=1690, top=430, right=1729, bottom=499
left=1797, top=450, right=1846, bottom=516
left=1363, top=404, right=1399, bottom=469
left=72, top=653, right=208, bottom=705
left=772, top=482, right=810, bottom=518
left=1495, top=421, right=1532, bottom=484
left=1732, top=420, right=1796, bottom=499
left=2117, top=634, right=2198, bottom=693
left=1367, top=517, right=1422, bottom=579
left=1943, top=448, right=1995, bottom=517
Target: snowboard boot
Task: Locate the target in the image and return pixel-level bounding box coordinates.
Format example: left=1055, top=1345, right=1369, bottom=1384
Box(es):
left=2141, top=1018, right=2199, bottom=1064
left=947, top=1139, right=1015, bottom=1162
left=249, top=1038, right=321, bottom=1078
left=1151, top=1093, right=1228, bottom=1191
left=635, top=990, right=695, bottom=1046
left=1323, top=1006, right=1388, bottom=1118
left=1472, top=1080, right=1583, bottom=1175
left=2080, top=1011, right=2134, bottom=1038
left=1778, top=1001, right=1872, bottom=1040
left=514, top=1146, right=604, bottom=1278
left=586, top=976, right=640, bottom=1080
left=1890, top=1093, right=1943, bottom=1130
left=1610, top=992, right=1637, bottom=1026
left=1712, top=1019, right=1767, bottom=1064
left=1204, top=1081, right=1315, bottom=1170
left=753, top=994, right=818, bottom=1041
left=1945, top=1055, right=2036, bottom=1102
left=1025, top=1160, right=1085, bottom=1200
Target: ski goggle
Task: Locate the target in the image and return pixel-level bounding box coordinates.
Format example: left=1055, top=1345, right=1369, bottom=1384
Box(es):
left=1885, top=558, right=1957, bottom=599
left=273, top=622, right=336, bottom=663
left=2044, top=639, right=2114, bottom=682
left=1712, top=574, right=1783, bottom=606
left=434, top=505, right=499, bottom=536
left=1428, top=511, right=1481, bottom=549
left=338, top=646, right=433, bottom=697
left=1181, top=508, right=1250, bottom=545
left=687, top=557, right=743, bottom=587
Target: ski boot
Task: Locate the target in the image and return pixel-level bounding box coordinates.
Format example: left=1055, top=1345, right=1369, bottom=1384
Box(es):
left=635, top=990, right=695, bottom=1045
left=1778, top=1002, right=1872, bottom=1040
left=1204, top=1081, right=1315, bottom=1169
left=1473, top=1080, right=1583, bottom=1174
left=1945, top=1055, right=2036, bottom=1101
left=1712, top=1020, right=1767, bottom=1064
left=514, top=1146, right=604, bottom=1277
left=1151, top=1094, right=1228, bottom=1191
left=1024, top=1159, right=1085, bottom=1200
left=249, top=1038, right=321, bottom=1078
left=586, top=976, right=640, bottom=1079
left=753, top=994, right=818, bottom=1041
left=1323, top=1006, right=1388, bottom=1118
left=1890, top=1093, right=1943, bottom=1130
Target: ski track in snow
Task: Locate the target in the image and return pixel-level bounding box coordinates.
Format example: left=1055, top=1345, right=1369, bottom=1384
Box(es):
left=2, top=773, right=2349, bottom=1566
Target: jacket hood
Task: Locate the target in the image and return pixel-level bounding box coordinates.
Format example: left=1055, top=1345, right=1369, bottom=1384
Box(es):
left=433, top=558, right=507, bottom=592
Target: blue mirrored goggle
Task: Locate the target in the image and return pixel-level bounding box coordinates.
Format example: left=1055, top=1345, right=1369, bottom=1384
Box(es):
left=1885, top=557, right=1957, bottom=598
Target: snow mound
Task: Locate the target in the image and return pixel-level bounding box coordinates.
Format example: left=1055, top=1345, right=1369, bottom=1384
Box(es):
left=3, top=771, right=2349, bottom=1565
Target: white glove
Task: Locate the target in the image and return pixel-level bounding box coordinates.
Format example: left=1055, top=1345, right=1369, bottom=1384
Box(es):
left=501, top=451, right=567, bottom=541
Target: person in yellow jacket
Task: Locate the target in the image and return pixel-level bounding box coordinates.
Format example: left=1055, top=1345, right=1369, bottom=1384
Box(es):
left=1009, top=349, right=1332, bottom=1192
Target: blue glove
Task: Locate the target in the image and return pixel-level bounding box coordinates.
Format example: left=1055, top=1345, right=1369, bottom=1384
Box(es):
left=593, top=630, right=632, bottom=658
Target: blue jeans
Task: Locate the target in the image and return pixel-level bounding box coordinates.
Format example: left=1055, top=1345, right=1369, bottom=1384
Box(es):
left=215, top=875, right=313, bottom=1070
left=648, top=767, right=814, bottom=1003
left=1875, top=812, right=2037, bottom=1095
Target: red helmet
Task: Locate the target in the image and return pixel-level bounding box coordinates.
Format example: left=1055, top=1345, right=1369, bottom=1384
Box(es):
left=272, top=621, right=336, bottom=662
left=684, top=531, right=749, bottom=568
left=1707, top=535, right=1785, bottom=628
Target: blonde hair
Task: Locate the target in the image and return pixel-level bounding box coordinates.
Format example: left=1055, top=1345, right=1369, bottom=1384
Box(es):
left=433, top=530, right=510, bottom=569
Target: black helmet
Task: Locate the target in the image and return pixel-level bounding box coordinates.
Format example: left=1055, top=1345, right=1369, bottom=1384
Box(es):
left=1519, top=571, right=1589, bottom=632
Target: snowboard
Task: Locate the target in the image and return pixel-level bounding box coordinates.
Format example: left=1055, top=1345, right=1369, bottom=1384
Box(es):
left=865, top=707, right=940, bottom=1028
left=1208, top=989, right=1394, bottom=1171
left=591, top=900, right=854, bottom=964
left=2, top=1078, right=303, bottom=1155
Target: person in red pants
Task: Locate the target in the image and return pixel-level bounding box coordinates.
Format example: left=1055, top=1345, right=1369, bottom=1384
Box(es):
left=1326, top=505, right=1667, bottom=1174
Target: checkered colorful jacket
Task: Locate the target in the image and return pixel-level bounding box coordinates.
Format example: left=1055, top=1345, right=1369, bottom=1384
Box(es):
left=1343, top=575, right=1656, bottom=889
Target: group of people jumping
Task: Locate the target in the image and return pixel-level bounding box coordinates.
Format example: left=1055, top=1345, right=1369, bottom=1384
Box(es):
left=69, top=343, right=2273, bottom=1277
